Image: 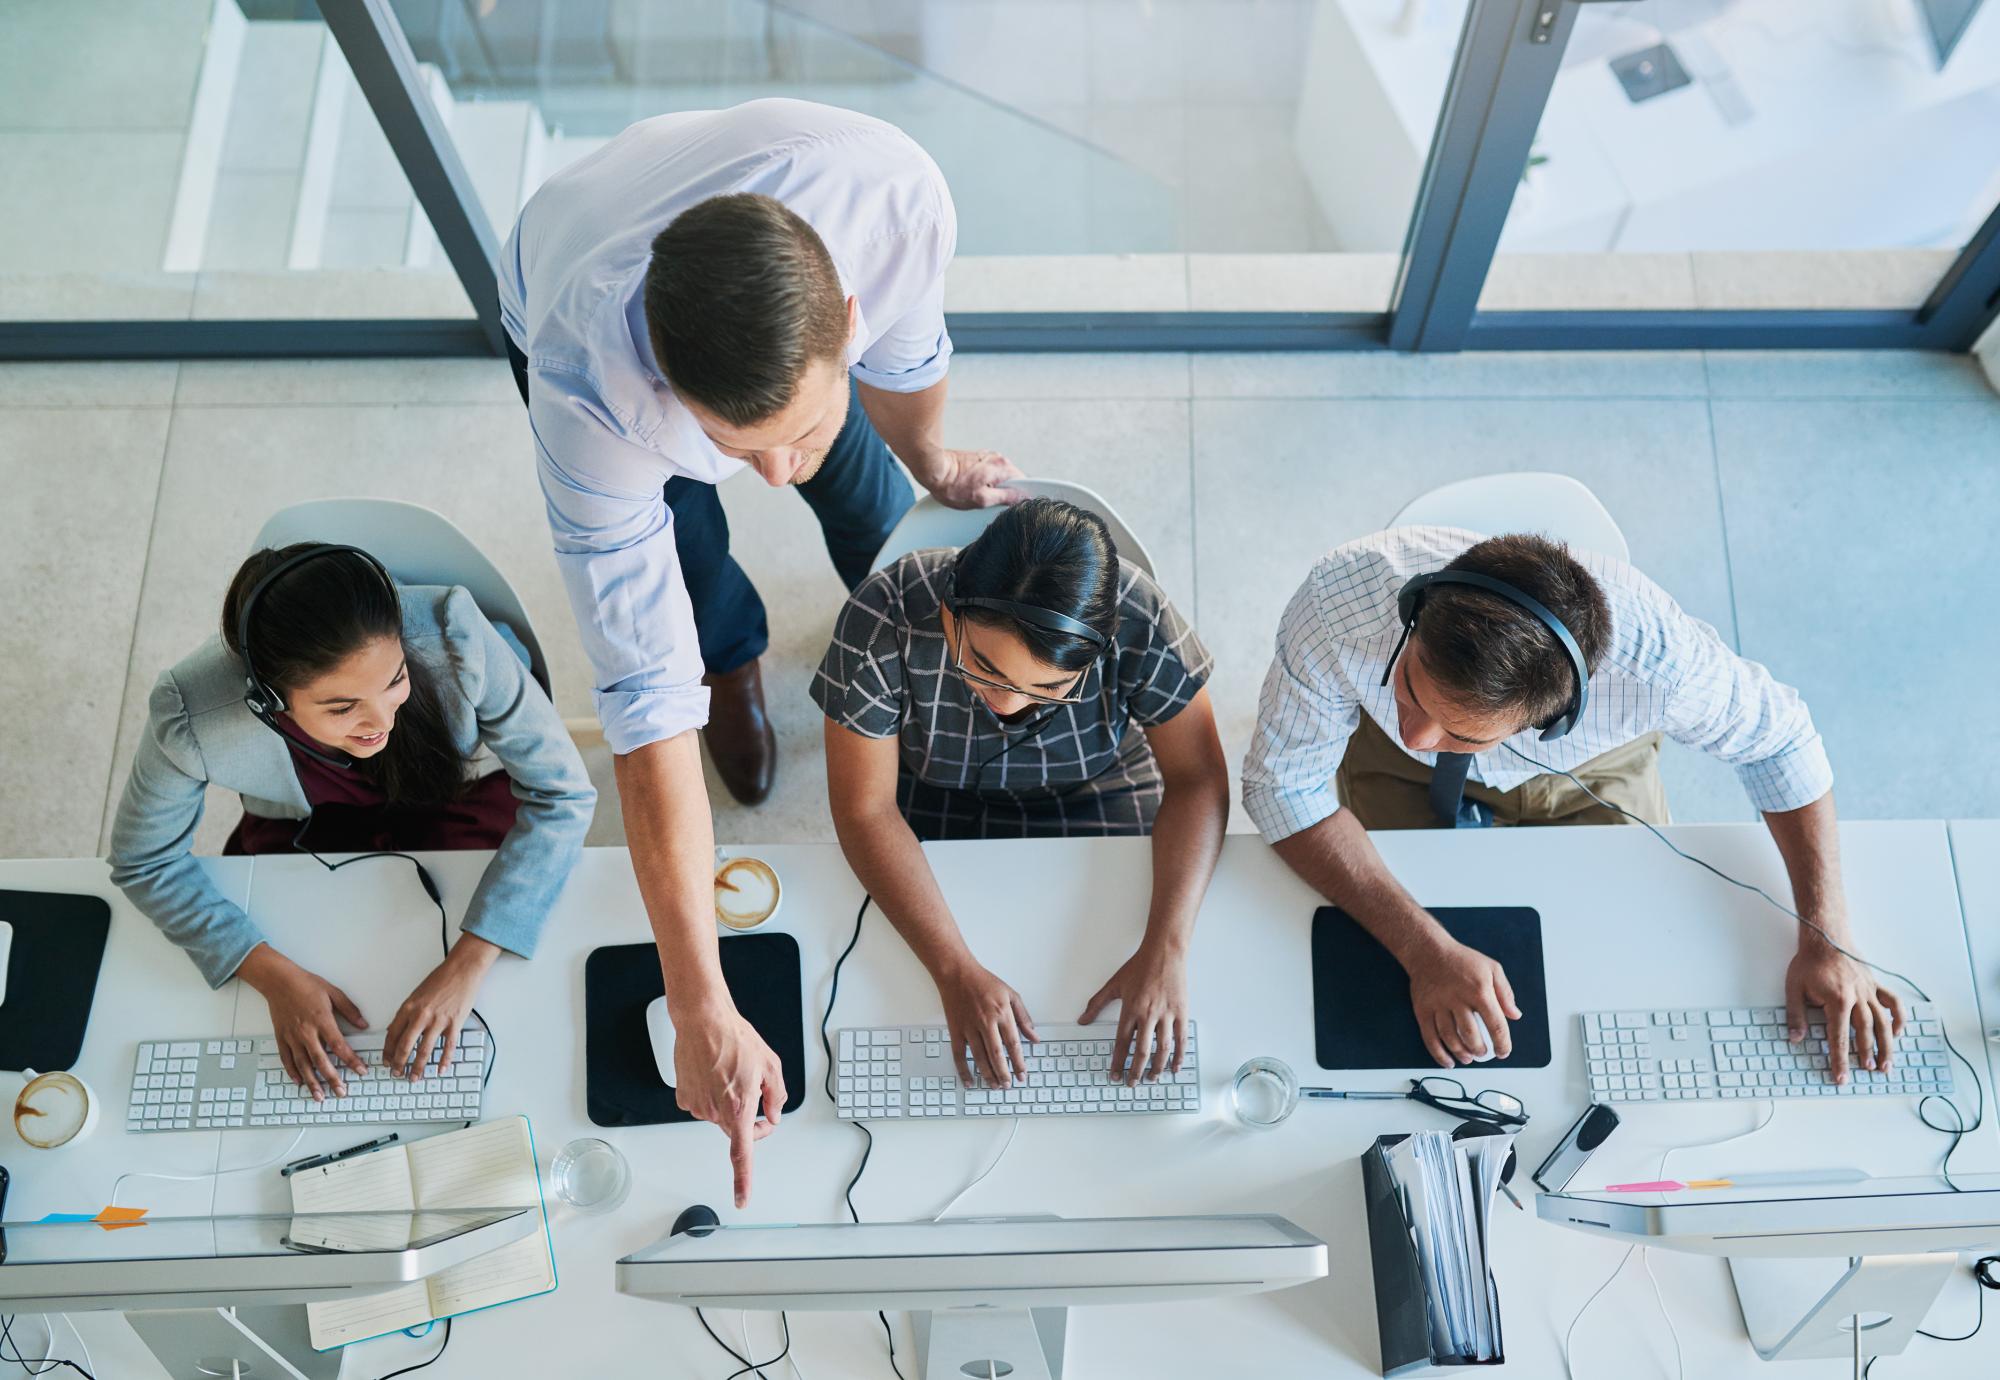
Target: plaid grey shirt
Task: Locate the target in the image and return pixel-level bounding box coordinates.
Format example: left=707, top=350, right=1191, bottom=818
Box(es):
left=1243, top=526, right=1835, bottom=842
left=813, top=549, right=1213, bottom=839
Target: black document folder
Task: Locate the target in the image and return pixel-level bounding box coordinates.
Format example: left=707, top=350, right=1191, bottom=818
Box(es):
left=1362, top=1134, right=1506, bottom=1375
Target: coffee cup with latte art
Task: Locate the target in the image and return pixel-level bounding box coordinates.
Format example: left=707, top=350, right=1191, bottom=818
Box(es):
left=14, top=1069, right=100, bottom=1150
left=714, top=855, right=781, bottom=931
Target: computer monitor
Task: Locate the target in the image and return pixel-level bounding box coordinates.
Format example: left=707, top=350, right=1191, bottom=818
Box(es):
left=1917, top=0, right=1987, bottom=67
left=618, top=1213, right=1327, bottom=1380
left=1539, top=1174, right=2000, bottom=1362
left=1, top=1209, right=538, bottom=1379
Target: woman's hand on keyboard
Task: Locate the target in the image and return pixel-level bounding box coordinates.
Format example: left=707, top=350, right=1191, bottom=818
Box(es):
left=1079, top=942, right=1189, bottom=1085
left=237, top=943, right=369, bottom=1101
left=385, top=934, right=499, bottom=1080
left=936, top=961, right=1038, bottom=1089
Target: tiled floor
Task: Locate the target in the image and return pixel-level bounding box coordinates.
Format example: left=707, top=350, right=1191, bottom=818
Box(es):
left=2, top=348, right=1995, bottom=863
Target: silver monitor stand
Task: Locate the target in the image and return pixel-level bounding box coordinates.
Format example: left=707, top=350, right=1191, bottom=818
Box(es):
left=912, top=1304, right=1067, bottom=1380
left=125, top=1305, right=343, bottom=1380
left=1729, top=1252, right=1961, bottom=1363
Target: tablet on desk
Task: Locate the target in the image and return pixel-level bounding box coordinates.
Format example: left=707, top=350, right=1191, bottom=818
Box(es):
left=1310, top=906, right=1551, bottom=1070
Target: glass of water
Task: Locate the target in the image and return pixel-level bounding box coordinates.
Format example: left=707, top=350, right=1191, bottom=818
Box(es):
left=1231, top=1057, right=1300, bottom=1130
left=551, top=1137, right=631, bottom=1213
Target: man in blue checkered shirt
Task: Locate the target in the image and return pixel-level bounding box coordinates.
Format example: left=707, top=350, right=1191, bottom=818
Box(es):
left=1244, top=527, right=1901, bottom=1086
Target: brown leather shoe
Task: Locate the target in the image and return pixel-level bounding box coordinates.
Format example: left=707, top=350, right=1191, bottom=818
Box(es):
left=701, top=659, right=776, bottom=805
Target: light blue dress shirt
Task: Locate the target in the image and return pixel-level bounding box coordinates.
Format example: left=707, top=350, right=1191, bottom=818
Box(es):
left=499, top=99, right=958, bottom=754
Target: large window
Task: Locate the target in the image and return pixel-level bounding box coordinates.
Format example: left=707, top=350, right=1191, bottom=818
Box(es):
left=5, top=0, right=1997, bottom=357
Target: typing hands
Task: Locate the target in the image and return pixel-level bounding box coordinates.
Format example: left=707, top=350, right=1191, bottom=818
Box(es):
left=236, top=944, right=368, bottom=1101
left=383, top=935, right=499, bottom=1082
left=1078, top=941, right=1191, bottom=1085
left=935, top=959, right=1038, bottom=1087
left=1785, top=939, right=1906, bottom=1084
left=1406, top=937, right=1520, bottom=1069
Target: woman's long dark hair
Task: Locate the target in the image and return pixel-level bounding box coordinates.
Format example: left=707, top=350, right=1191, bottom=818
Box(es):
left=221, top=544, right=469, bottom=807
left=951, top=498, right=1120, bottom=671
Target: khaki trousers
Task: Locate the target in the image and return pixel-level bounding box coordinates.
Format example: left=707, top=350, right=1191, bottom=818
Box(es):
left=1334, top=714, right=1671, bottom=829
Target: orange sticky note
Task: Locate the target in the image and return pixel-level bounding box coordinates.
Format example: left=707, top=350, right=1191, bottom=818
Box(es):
left=94, top=1206, right=148, bottom=1231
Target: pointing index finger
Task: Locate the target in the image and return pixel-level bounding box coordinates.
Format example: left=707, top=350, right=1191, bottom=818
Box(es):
left=727, top=1103, right=756, bottom=1209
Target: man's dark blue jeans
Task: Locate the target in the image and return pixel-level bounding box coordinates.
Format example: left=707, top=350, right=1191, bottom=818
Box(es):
left=508, top=339, right=914, bottom=674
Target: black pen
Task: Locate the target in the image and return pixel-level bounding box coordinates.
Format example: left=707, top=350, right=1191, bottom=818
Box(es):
left=282, top=1132, right=400, bottom=1177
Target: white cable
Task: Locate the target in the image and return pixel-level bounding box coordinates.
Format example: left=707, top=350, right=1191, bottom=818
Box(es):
left=4, top=1313, right=60, bottom=1376
left=109, top=1127, right=310, bottom=1208
left=931, top=1117, right=1022, bottom=1221
left=1640, top=1250, right=1684, bottom=1380
left=739, top=1311, right=765, bottom=1380
left=1561, top=1105, right=1778, bottom=1377
left=58, top=1317, right=93, bottom=1380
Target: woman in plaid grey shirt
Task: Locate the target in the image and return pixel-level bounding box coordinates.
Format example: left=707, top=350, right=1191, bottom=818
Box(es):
left=814, top=499, right=1229, bottom=1091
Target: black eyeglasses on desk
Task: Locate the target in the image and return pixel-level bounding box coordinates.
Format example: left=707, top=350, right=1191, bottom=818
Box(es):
left=1300, top=1076, right=1529, bottom=1128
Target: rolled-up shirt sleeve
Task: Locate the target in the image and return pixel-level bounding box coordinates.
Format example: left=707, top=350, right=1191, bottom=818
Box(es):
left=1241, top=577, right=1364, bottom=843
left=850, top=170, right=956, bottom=394
left=1655, top=602, right=1833, bottom=814
left=531, top=383, right=709, bottom=755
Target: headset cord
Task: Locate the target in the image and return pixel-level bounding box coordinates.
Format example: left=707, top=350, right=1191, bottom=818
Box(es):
left=1501, top=744, right=1985, bottom=1188
left=285, top=813, right=498, bottom=1123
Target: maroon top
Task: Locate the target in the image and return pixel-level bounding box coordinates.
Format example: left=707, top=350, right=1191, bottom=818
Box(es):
left=226, top=714, right=520, bottom=856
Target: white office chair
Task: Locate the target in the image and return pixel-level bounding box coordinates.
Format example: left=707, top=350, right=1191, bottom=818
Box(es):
left=252, top=498, right=552, bottom=697
left=869, top=478, right=1158, bottom=577
left=1387, top=472, right=1630, bottom=563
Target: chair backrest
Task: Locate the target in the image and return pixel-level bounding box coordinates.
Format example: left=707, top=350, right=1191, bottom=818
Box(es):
left=251, top=499, right=551, bottom=695
left=869, top=479, right=1158, bottom=578
left=1387, top=473, right=1630, bottom=564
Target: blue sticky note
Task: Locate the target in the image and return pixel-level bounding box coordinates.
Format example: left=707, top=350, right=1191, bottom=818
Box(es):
left=36, top=1212, right=97, bottom=1223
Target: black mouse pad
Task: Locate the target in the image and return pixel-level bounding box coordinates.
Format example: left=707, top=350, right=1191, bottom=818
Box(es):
left=1311, top=906, right=1550, bottom=1070
left=584, top=933, right=808, bottom=1127
left=0, top=890, right=112, bottom=1072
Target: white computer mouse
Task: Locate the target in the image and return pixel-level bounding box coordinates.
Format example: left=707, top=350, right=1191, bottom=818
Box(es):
left=646, top=996, right=676, bottom=1088
left=1464, top=1012, right=1497, bottom=1063
left=0, top=919, right=12, bottom=1006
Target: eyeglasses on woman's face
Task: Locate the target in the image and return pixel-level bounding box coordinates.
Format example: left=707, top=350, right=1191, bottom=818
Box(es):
left=948, top=614, right=1089, bottom=707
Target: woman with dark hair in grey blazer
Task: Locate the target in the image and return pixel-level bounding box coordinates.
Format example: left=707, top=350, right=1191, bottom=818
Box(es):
left=110, top=544, right=595, bottom=1102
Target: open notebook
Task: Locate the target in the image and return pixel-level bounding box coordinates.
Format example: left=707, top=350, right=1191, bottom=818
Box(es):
left=287, top=1116, right=556, bottom=1351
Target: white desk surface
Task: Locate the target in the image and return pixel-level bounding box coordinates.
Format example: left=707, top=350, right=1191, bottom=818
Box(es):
left=7, top=823, right=1999, bottom=1378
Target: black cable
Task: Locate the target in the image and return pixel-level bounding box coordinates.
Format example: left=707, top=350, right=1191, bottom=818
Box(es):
left=1502, top=744, right=1986, bottom=1188
left=373, top=1316, right=450, bottom=1380
left=818, top=894, right=907, bottom=1380
left=285, top=812, right=499, bottom=1122
left=694, top=1306, right=794, bottom=1380
left=0, top=1314, right=95, bottom=1379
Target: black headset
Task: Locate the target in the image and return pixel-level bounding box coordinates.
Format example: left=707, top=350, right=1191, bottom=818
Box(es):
left=947, top=594, right=1111, bottom=651
left=1378, top=568, right=1590, bottom=742
left=238, top=543, right=399, bottom=770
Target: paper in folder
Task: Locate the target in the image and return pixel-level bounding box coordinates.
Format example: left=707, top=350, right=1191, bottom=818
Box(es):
left=1361, top=1131, right=1511, bottom=1374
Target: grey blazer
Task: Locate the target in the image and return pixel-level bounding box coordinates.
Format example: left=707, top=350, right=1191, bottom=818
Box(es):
left=108, top=584, right=596, bottom=987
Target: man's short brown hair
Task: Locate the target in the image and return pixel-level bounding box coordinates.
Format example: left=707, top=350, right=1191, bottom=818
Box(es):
left=1412, top=533, right=1611, bottom=730
left=644, top=193, right=848, bottom=427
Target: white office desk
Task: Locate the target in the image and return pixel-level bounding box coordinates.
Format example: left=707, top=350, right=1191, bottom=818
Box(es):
left=8, top=823, right=2000, bottom=1377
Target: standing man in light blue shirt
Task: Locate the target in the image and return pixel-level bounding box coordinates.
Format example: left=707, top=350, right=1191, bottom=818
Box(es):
left=499, top=99, right=1022, bottom=1206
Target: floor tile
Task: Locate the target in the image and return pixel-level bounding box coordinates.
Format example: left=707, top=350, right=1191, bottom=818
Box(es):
left=0, top=132, right=184, bottom=274
left=0, top=363, right=180, bottom=408
left=1691, top=250, right=1957, bottom=311
left=1703, top=351, right=1997, bottom=401
left=945, top=255, right=1189, bottom=313
left=945, top=354, right=1190, bottom=401
left=1191, top=350, right=1709, bottom=399
left=1713, top=399, right=2000, bottom=820
left=1192, top=396, right=1739, bottom=828
left=101, top=402, right=606, bottom=849
left=0, top=0, right=213, bottom=130
left=1186, top=253, right=1399, bottom=312
left=174, top=359, right=520, bottom=408
left=0, top=408, right=169, bottom=856
left=1477, top=253, right=1699, bottom=311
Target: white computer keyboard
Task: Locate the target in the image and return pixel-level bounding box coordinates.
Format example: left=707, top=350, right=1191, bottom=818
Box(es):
left=833, top=1022, right=1200, bottom=1121
left=1581, top=1005, right=1954, bottom=1104
left=126, top=1027, right=487, bottom=1132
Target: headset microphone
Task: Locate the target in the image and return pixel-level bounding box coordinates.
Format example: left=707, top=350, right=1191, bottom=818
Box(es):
left=237, top=544, right=399, bottom=771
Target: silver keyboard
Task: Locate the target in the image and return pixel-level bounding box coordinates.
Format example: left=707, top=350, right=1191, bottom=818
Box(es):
left=126, top=1028, right=487, bottom=1132
left=1581, top=1004, right=1954, bottom=1104
left=833, top=1022, right=1200, bottom=1121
